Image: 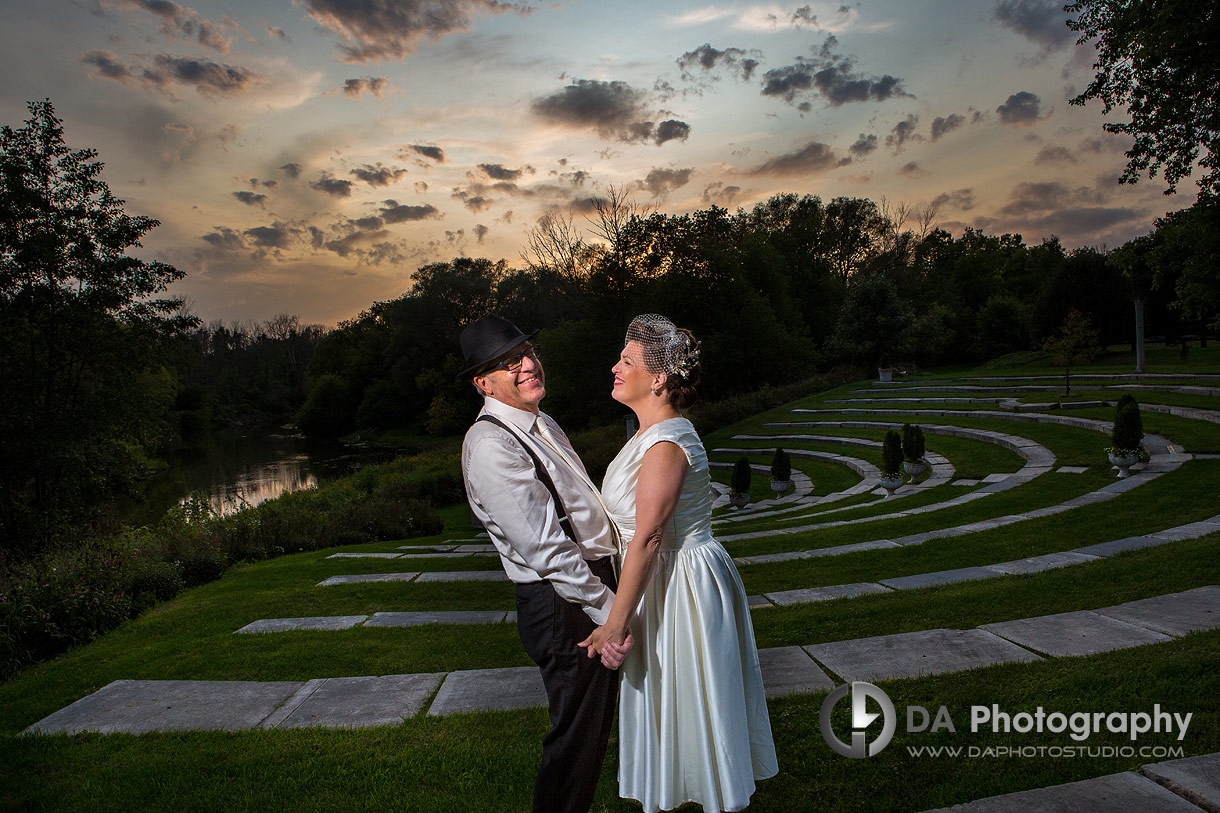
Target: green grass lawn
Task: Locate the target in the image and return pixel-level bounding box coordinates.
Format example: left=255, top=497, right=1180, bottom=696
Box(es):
left=3, top=355, right=1219, bottom=812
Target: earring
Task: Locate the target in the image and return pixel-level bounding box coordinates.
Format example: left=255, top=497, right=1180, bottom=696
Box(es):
left=651, top=388, right=660, bottom=396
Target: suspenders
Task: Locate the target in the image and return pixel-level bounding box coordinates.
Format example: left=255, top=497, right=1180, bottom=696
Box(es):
left=476, top=414, right=579, bottom=544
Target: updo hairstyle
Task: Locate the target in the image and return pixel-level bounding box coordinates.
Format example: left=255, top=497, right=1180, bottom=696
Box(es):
left=624, top=314, right=702, bottom=409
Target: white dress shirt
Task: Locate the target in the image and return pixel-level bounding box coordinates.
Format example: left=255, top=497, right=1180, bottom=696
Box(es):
left=462, top=396, right=619, bottom=624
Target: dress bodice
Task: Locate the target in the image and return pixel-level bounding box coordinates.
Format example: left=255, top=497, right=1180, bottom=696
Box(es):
left=601, top=417, right=713, bottom=551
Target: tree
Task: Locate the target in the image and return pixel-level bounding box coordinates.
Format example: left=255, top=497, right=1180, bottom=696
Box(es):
left=1042, top=309, right=1101, bottom=396
left=0, top=100, right=194, bottom=548
left=1067, top=0, right=1220, bottom=197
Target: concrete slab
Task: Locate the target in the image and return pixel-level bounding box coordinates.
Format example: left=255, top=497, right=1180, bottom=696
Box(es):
left=805, top=628, right=1040, bottom=682
left=414, top=570, right=509, bottom=583
left=766, top=583, right=891, bottom=606
left=989, top=552, right=1098, bottom=575
left=880, top=566, right=1002, bottom=590
left=364, top=611, right=509, bottom=626
left=981, top=473, right=1009, bottom=483
left=747, top=594, right=772, bottom=607
left=236, top=616, right=368, bottom=634
left=1096, top=586, right=1220, bottom=637
left=1141, top=753, right=1220, bottom=811
left=1150, top=521, right=1220, bottom=541
left=453, top=544, right=498, bottom=553
left=922, top=770, right=1202, bottom=812
left=427, top=666, right=545, bottom=716
left=24, top=679, right=303, bottom=735
left=395, top=544, right=457, bottom=551
left=981, top=611, right=1170, bottom=657
left=397, top=552, right=474, bottom=560
left=317, top=572, right=419, bottom=586
left=1071, top=536, right=1168, bottom=557
left=1056, top=466, right=1089, bottom=473
left=951, top=479, right=980, bottom=487
left=757, top=646, right=834, bottom=698
left=326, top=552, right=402, bottom=559
left=268, top=673, right=445, bottom=729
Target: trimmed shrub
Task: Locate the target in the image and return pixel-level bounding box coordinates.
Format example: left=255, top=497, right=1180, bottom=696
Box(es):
left=882, top=430, right=904, bottom=477
left=1111, top=401, right=1144, bottom=452
left=731, top=456, right=752, bottom=495
left=770, top=448, right=791, bottom=482
left=902, top=423, right=926, bottom=461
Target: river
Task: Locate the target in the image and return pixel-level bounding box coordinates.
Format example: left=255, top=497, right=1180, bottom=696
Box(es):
left=126, top=425, right=396, bottom=526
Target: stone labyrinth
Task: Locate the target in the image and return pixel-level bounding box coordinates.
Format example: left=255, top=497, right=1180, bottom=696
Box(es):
left=27, top=373, right=1220, bottom=810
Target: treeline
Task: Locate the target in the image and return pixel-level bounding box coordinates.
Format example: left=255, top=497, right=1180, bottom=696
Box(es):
left=300, top=192, right=1198, bottom=440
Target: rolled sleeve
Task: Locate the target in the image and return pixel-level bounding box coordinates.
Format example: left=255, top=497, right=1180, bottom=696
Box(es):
left=465, top=431, right=614, bottom=623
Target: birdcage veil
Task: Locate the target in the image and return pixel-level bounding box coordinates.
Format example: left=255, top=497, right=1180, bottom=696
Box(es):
left=624, top=313, right=701, bottom=381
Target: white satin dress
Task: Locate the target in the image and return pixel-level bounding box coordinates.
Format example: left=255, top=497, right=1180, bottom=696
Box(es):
left=601, top=417, right=778, bottom=813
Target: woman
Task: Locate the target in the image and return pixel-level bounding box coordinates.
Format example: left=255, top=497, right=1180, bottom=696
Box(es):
left=580, top=314, right=777, bottom=813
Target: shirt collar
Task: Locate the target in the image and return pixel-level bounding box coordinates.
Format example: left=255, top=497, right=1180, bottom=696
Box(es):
left=481, top=396, right=544, bottom=434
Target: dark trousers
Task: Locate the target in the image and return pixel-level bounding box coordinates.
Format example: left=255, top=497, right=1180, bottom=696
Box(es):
left=515, top=556, right=619, bottom=813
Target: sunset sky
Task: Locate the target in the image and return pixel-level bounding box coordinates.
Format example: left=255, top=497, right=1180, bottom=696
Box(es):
left=0, top=1, right=1196, bottom=327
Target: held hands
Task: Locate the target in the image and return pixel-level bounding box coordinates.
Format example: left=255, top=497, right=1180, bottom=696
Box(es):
left=577, top=625, right=634, bottom=670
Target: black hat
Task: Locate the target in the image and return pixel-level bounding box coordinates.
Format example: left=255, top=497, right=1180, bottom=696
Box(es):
left=458, top=315, right=539, bottom=378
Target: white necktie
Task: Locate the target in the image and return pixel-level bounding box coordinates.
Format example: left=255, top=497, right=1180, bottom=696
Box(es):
left=534, top=416, right=623, bottom=552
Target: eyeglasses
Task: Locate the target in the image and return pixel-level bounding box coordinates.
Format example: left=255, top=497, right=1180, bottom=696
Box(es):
left=487, top=346, right=540, bottom=374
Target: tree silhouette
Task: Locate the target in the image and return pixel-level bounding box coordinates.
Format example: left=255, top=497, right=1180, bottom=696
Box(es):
left=1042, top=309, right=1101, bottom=396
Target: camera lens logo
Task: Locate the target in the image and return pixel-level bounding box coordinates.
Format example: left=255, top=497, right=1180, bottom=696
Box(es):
left=820, top=681, right=896, bottom=758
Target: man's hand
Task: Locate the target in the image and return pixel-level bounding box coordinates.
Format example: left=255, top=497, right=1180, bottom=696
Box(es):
left=598, top=634, right=633, bottom=670
left=577, top=626, right=634, bottom=670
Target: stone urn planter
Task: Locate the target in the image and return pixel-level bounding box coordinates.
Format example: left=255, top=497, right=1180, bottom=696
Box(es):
left=729, top=492, right=750, bottom=509
left=1107, top=450, right=1140, bottom=479
left=902, top=459, right=927, bottom=477
left=878, top=473, right=904, bottom=496
left=878, top=367, right=894, bottom=383
left=770, top=478, right=793, bottom=495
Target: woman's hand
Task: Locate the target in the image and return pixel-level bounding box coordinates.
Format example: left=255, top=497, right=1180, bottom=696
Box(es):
left=578, top=625, right=633, bottom=669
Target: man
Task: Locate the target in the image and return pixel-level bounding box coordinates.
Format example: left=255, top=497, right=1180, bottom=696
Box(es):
left=459, top=314, right=629, bottom=813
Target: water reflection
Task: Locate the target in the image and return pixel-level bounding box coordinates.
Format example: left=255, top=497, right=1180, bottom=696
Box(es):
left=127, top=425, right=394, bottom=525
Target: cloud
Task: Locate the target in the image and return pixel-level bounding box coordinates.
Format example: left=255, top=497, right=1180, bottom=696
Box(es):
left=302, top=0, right=533, bottom=63
left=106, top=0, right=232, bottom=53
left=702, top=181, right=742, bottom=206
left=761, top=35, right=909, bottom=108
left=886, top=114, right=921, bottom=152
left=378, top=199, right=441, bottom=222
left=279, top=162, right=303, bottom=178
left=677, top=43, right=762, bottom=83
left=667, top=3, right=859, bottom=33
left=993, top=0, right=1074, bottom=51
left=83, top=51, right=264, bottom=98
left=638, top=167, right=694, bottom=198
left=931, top=188, right=976, bottom=211
left=233, top=191, right=268, bottom=207
left=339, top=77, right=389, bottom=98
left=200, top=226, right=245, bottom=251
left=478, top=163, right=532, bottom=181
left=452, top=189, right=494, bottom=213
left=897, top=162, right=927, bottom=177
left=404, top=144, right=446, bottom=163
left=748, top=140, right=849, bottom=176
left=265, top=23, right=290, bottom=42
left=350, top=163, right=408, bottom=186
left=474, top=224, right=489, bottom=244
left=1035, top=145, right=1077, bottom=164
left=930, top=113, right=965, bottom=141
left=531, top=79, right=691, bottom=145
left=245, top=224, right=295, bottom=249
left=849, top=133, right=878, bottom=157
left=310, top=174, right=355, bottom=197
left=996, top=91, right=1047, bottom=126
left=999, top=180, right=1104, bottom=216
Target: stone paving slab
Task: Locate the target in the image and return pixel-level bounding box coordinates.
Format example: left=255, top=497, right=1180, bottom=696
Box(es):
left=395, top=544, right=457, bottom=551
left=757, top=646, right=834, bottom=697
left=950, top=479, right=980, bottom=486
left=1073, top=534, right=1174, bottom=557
left=1095, top=586, right=1220, bottom=637
left=922, top=769, right=1203, bottom=812
left=318, top=572, right=419, bottom=586
left=766, top=583, right=891, bottom=606
left=414, top=570, right=509, bottom=583
left=269, top=673, right=445, bottom=729
left=397, top=551, right=476, bottom=560
left=805, top=629, right=1041, bottom=682
left=981, top=611, right=1170, bottom=657
left=1056, top=465, right=1088, bottom=473
left=236, top=615, right=368, bottom=634
left=453, top=544, right=498, bottom=553
left=427, top=666, right=545, bottom=716
left=327, top=552, right=402, bottom=559
left=747, top=594, right=772, bottom=607
left=1150, top=520, right=1220, bottom=541
left=989, top=552, right=1098, bottom=575
left=980, top=473, right=1009, bottom=483
left=1141, top=753, right=1220, bottom=811
left=25, top=679, right=305, bottom=735
left=364, top=611, right=510, bottom=626
left=880, top=566, right=1004, bottom=590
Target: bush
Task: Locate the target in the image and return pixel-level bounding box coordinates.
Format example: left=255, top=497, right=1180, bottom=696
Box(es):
left=882, top=430, right=904, bottom=476
left=1111, top=401, right=1144, bottom=452
left=902, top=423, right=926, bottom=461
left=770, top=447, right=791, bottom=482
left=731, top=456, right=752, bottom=495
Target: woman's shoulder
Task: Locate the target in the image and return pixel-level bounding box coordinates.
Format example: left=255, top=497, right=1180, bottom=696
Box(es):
left=643, top=417, right=703, bottom=458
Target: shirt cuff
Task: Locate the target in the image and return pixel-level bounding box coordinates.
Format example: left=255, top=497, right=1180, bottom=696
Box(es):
left=582, top=590, right=615, bottom=625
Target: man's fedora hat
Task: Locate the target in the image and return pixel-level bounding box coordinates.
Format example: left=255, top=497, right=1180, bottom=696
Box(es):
left=459, top=314, right=539, bottom=378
